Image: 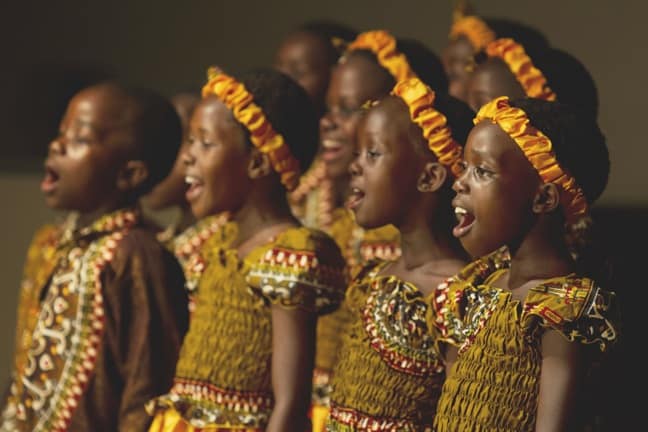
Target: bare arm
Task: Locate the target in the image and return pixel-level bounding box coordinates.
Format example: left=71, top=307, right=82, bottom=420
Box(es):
left=443, top=345, right=458, bottom=377
left=266, top=305, right=316, bottom=432
left=535, top=329, right=583, bottom=432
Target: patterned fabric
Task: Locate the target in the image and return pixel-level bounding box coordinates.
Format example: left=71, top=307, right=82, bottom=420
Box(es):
left=312, top=208, right=401, bottom=432
left=326, top=263, right=444, bottom=431
left=2, top=208, right=189, bottom=432
left=169, top=213, right=231, bottom=314
left=147, top=225, right=346, bottom=430
left=431, top=253, right=619, bottom=432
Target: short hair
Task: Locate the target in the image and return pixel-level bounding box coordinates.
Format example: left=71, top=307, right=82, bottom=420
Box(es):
left=347, top=37, right=449, bottom=93
left=240, top=68, right=319, bottom=174
left=509, top=97, right=609, bottom=205
left=484, top=18, right=550, bottom=58
left=533, top=48, right=599, bottom=120
left=299, top=19, right=358, bottom=63
left=434, top=92, right=475, bottom=146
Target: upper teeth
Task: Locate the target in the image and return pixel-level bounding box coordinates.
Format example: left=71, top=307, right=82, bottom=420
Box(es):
left=455, top=207, right=467, bottom=216
left=185, top=176, right=201, bottom=185
left=321, top=140, right=341, bottom=149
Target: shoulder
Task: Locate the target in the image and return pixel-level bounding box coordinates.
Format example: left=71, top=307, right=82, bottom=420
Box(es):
left=246, top=226, right=347, bottom=313
left=428, top=247, right=510, bottom=346
left=110, top=226, right=182, bottom=278
left=521, top=276, right=619, bottom=352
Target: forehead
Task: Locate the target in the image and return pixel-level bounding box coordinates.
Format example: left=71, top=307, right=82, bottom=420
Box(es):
left=445, top=36, right=474, bottom=59
left=330, top=55, right=390, bottom=102
left=65, top=86, right=134, bottom=130
left=472, top=59, right=522, bottom=94
left=466, top=121, right=529, bottom=166
left=362, top=97, right=410, bottom=142
left=191, top=97, right=237, bottom=129
left=278, top=32, right=327, bottom=59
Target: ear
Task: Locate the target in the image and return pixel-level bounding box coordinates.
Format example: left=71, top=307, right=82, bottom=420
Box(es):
left=417, top=162, right=447, bottom=193
left=532, top=183, right=560, bottom=214
left=247, top=149, right=272, bottom=180
left=116, top=160, right=149, bottom=191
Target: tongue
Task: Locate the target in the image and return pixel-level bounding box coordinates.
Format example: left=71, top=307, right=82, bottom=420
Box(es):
left=457, top=213, right=475, bottom=229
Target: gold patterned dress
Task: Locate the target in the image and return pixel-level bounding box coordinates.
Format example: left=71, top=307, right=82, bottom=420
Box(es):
left=325, top=262, right=444, bottom=431
left=1, top=208, right=189, bottom=432
left=146, top=223, right=346, bottom=431
left=164, top=213, right=231, bottom=315
left=430, top=249, right=619, bottom=432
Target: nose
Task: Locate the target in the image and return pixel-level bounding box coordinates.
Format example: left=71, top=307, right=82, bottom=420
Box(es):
left=319, top=109, right=337, bottom=134
left=452, top=171, right=468, bottom=194
left=48, top=138, right=64, bottom=156
left=349, top=153, right=362, bottom=177
left=182, top=142, right=196, bottom=167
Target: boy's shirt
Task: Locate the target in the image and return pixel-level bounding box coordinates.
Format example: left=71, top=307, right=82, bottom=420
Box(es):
left=1, top=208, right=189, bottom=432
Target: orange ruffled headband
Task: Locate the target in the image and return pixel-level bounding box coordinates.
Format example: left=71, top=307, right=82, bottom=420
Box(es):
left=201, top=67, right=301, bottom=191
left=485, top=38, right=557, bottom=101
left=475, top=96, right=588, bottom=224
left=347, top=30, right=416, bottom=83
left=449, top=16, right=496, bottom=52
left=392, top=78, right=463, bottom=177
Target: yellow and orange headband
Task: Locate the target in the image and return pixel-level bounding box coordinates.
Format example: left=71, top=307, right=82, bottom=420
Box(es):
left=485, top=38, right=557, bottom=101
left=392, top=78, right=463, bottom=177
left=201, top=67, right=301, bottom=191
left=449, top=16, right=496, bottom=52
left=346, top=30, right=416, bottom=83
left=475, top=96, right=587, bottom=224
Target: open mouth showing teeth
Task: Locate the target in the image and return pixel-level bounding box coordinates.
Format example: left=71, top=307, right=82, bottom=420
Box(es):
left=320, top=140, right=344, bottom=161
left=453, top=206, right=475, bottom=238
left=346, top=187, right=365, bottom=210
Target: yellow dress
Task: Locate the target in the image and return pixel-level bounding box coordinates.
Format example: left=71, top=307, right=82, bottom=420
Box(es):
left=289, top=164, right=402, bottom=431
left=312, top=208, right=400, bottom=432
left=147, top=223, right=346, bottom=431
left=430, top=249, right=619, bottom=432
left=165, top=213, right=231, bottom=315
left=326, top=262, right=444, bottom=431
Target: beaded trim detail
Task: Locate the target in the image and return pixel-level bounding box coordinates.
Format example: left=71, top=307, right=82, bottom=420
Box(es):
left=1, top=210, right=136, bottom=431
left=327, top=404, right=422, bottom=431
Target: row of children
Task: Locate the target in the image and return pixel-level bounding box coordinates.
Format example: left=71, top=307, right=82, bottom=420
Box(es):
left=1, top=5, right=619, bottom=432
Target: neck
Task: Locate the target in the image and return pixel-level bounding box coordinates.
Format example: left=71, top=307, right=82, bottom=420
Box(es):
left=233, top=183, right=295, bottom=244
left=177, top=204, right=196, bottom=232
left=397, top=203, right=467, bottom=270
left=507, top=216, right=574, bottom=289
left=76, top=197, right=133, bottom=229
left=331, top=174, right=350, bottom=208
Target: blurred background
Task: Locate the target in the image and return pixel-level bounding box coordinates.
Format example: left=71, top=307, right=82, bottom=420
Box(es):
left=0, top=1, right=644, bottom=428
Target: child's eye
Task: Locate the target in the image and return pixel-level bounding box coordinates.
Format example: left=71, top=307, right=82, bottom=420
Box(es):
left=366, top=149, right=381, bottom=159
left=474, top=166, right=493, bottom=178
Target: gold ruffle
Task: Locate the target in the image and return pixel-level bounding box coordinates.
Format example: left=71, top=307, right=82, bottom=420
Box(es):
left=347, top=30, right=416, bottom=83
left=449, top=16, right=496, bottom=52
left=485, top=38, right=557, bottom=100
left=475, top=96, right=588, bottom=224
left=202, top=68, right=301, bottom=190
left=392, top=78, right=463, bottom=176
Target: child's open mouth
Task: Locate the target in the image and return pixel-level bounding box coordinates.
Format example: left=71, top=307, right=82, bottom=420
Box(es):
left=320, top=139, right=344, bottom=162
left=346, top=187, right=365, bottom=211
left=41, top=165, right=59, bottom=194
left=185, top=175, right=204, bottom=202
left=453, top=206, right=475, bottom=238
